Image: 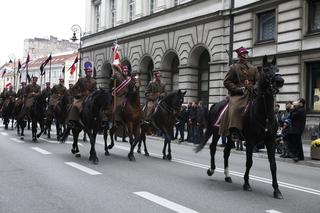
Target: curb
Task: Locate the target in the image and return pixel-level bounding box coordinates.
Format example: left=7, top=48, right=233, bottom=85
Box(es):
left=146, top=136, right=320, bottom=168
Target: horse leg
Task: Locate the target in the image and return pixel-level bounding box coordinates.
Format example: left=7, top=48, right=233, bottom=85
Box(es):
left=243, top=142, right=254, bottom=191
left=128, top=124, right=136, bottom=161
left=36, top=120, right=45, bottom=138
left=47, top=119, right=51, bottom=139
left=32, top=120, right=37, bottom=142
left=83, top=132, right=87, bottom=142
left=89, top=131, right=99, bottom=164
left=103, top=128, right=110, bottom=156
left=137, top=125, right=144, bottom=154
left=265, top=139, right=283, bottom=199
left=142, top=131, right=149, bottom=156
left=71, top=128, right=81, bottom=158
left=207, top=133, right=219, bottom=176
left=162, top=137, right=168, bottom=160
left=56, top=122, right=61, bottom=140
left=223, top=136, right=233, bottom=183
left=108, top=126, right=116, bottom=149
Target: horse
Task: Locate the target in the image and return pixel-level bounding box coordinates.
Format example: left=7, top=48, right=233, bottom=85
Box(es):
left=195, top=55, right=285, bottom=199
left=12, top=99, right=25, bottom=137
left=139, top=89, right=186, bottom=160
left=61, top=89, right=113, bottom=164
left=107, top=76, right=143, bottom=161
left=1, top=97, right=16, bottom=129
left=30, top=92, right=48, bottom=141
left=45, top=93, right=70, bottom=140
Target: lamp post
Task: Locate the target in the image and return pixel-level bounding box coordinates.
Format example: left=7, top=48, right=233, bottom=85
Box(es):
left=8, top=54, right=16, bottom=90
left=70, top=24, right=83, bottom=77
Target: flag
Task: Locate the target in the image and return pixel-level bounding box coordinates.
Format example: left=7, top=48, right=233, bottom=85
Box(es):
left=5, top=82, right=12, bottom=88
left=27, top=73, right=31, bottom=83
left=1, top=68, right=6, bottom=77
left=25, top=53, right=30, bottom=66
left=112, top=42, right=120, bottom=66
left=17, top=60, right=22, bottom=73
left=68, top=56, right=79, bottom=75
left=40, top=54, right=52, bottom=75
left=61, top=64, right=65, bottom=74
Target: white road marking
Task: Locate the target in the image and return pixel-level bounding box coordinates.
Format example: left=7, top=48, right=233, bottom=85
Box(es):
left=10, top=138, right=25, bottom=143
left=114, top=145, right=320, bottom=196
left=134, top=191, right=198, bottom=213
left=265, top=210, right=282, bottom=213
left=1, top=132, right=8, bottom=136
left=31, top=147, right=52, bottom=155
left=39, top=138, right=84, bottom=147
left=64, top=162, right=101, bottom=175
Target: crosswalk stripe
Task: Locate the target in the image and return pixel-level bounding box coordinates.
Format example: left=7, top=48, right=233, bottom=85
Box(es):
left=10, top=138, right=25, bottom=143
left=1, top=132, right=8, bottom=136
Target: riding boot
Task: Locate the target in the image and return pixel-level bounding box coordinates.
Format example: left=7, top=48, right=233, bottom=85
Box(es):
left=230, top=128, right=240, bottom=142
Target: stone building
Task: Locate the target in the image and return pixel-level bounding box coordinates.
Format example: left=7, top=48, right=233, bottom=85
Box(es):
left=24, top=36, right=79, bottom=60
left=82, top=0, right=320, bottom=128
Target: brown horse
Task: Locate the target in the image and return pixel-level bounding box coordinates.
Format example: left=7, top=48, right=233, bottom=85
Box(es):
left=108, top=76, right=142, bottom=161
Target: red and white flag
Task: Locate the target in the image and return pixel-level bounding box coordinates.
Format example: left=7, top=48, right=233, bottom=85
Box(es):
left=5, top=82, right=12, bottom=88
left=112, top=42, right=120, bottom=66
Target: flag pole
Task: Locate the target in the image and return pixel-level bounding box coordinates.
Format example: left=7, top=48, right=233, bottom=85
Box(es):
left=49, top=53, right=52, bottom=83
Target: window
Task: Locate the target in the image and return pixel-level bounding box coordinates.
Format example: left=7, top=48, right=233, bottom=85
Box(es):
left=150, top=0, right=155, bottom=14
left=308, top=0, right=320, bottom=33
left=128, top=0, right=135, bottom=21
left=94, top=3, right=101, bottom=32
left=257, top=10, right=275, bottom=42
left=307, top=62, right=320, bottom=112
left=111, top=0, right=116, bottom=27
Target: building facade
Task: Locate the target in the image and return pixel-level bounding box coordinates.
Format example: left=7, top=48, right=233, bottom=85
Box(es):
left=82, top=0, right=320, bottom=128
left=24, top=36, right=79, bottom=60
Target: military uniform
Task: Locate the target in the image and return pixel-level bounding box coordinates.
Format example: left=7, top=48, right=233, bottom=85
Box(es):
left=18, top=83, right=41, bottom=118
left=112, top=67, right=131, bottom=123
left=144, top=79, right=166, bottom=120
left=67, top=76, right=97, bottom=122
left=1, top=89, right=16, bottom=112
left=47, top=84, right=67, bottom=117
left=219, top=61, right=259, bottom=136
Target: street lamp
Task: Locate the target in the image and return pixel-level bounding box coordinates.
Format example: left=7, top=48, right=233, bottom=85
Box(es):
left=70, top=24, right=82, bottom=77
left=8, top=54, right=16, bottom=90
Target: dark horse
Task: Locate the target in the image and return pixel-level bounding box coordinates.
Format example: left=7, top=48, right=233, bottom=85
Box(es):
left=108, top=77, right=143, bottom=161
left=1, top=97, right=15, bottom=129
left=46, top=93, right=70, bottom=140
left=139, top=89, right=186, bottom=160
left=195, top=55, right=284, bottom=199
left=61, top=89, right=112, bottom=164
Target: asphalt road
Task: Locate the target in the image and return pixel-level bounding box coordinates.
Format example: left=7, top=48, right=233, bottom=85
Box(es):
left=0, top=126, right=320, bottom=213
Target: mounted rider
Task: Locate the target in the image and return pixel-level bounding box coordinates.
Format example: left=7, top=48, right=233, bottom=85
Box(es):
left=47, top=78, right=67, bottom=118
left=66, top=62, right=97, bottom=128
left=143, top=70, right=167, bottom=121
left=20, top=76, right=41, bottom=117
left=1, top=85, right=16, bottom=111
left=112, top=65, right=133, bottom=126
left=41, top=82, right=51, bottom=101
left=16, top=82, right=27, bottom=102
left=219, top=47, right=259, bottom=141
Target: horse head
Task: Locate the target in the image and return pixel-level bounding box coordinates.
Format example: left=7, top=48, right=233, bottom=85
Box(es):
left=87, top=89, right=112, bottom=118
left=259, top=55, right=284, bottom=95
left=163, top=89, right=186, bottom=111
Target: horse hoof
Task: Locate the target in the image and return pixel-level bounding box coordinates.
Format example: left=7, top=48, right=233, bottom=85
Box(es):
left=75, top=153, right=81, bottom=158
left=93, top=158, right=99, bottom=164
left=207, top=169, right=214, bottom=176
left=137, top=149, right=141, bottom=154
left=162, top=155, right=166, bottom=160
left=20, top=136, right=24, bottom=140
left=71, top=149, right=77, bottom=154
left=105, top=151, right=110, bottom=156
left=273, top=191, right=283, bottom=199
left=107, top=144, right=114, bottom=149
left=167, top=155, right=172, bottom=160
left=225, top=177, right=232, bottom=183
left=145, top=152, right=150, bottom=157
left=128, top=154, right=136, bottom=161
left=243, top=184, right=252, bottom=191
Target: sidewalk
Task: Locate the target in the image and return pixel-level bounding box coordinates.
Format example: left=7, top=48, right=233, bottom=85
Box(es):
left=147, top=135, right=320, bottom=168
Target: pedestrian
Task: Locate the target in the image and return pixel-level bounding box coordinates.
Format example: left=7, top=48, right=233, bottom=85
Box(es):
left=186, top=102, right=193, bottom=142
left=287, top=98, right=306, bottom=162
left=194, top=101, right=206, bottom=144
left=174, top=105, right=187, bottom=142
left=188, top=102, right=197, bottom=144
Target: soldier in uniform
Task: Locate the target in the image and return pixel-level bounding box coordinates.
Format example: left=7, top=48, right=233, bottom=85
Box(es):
left=16, top=82, right=27, bottom=102
left=112, top=65, right=131, bottom=126
left=47, top=78, right=67, bottom=119
left=219, top=47, right=259, bottom=141
left=20, top=76, right=41, bottom=117
left=1, top=85, right=16, bottom=110
left=144, top=70, right=167, bottom=121
left=42, top=82, right=51, bottom=100
left=66, top=62, right=97, bottom=128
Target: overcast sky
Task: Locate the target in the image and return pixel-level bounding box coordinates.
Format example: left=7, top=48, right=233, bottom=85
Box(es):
left=0, top=0, right=85, bottom=64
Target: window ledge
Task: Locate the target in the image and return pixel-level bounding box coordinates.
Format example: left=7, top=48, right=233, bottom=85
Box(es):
left=304, top=31, right=320, bottom=38
left=254, top=39, right=276, bottom=46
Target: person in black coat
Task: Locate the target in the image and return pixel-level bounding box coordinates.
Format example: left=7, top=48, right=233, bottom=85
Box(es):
left=287, top=98, right=306, bottom=162
left=174, top=105, right=188, bottom=142
left=194, top=101, right=207, bottom=144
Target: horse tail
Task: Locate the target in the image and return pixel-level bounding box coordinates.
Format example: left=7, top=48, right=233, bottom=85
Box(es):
left=195, top=103, right=217, bottom=153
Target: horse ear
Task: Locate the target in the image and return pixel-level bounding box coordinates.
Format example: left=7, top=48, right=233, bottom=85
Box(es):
left=272, top=56, right=277, bottom=65
left=183, top=90, right=187, bottom=96
left=263, top=55, right=268, bottom=66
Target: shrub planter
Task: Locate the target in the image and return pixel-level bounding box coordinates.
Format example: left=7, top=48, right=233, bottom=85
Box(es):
left=311, top=146, right=320, bottom=160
